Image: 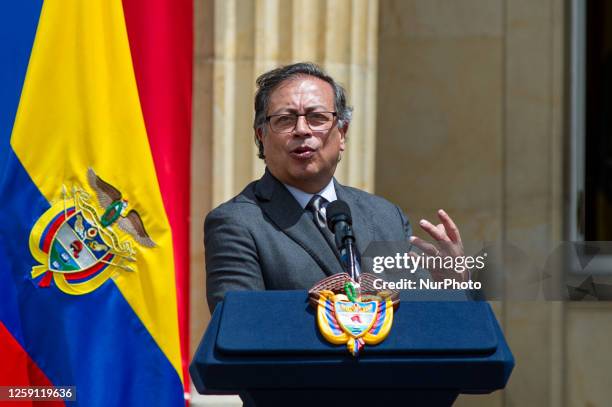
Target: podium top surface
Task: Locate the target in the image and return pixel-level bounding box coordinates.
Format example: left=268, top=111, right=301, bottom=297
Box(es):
left=216, top=290, right=498, bottom=356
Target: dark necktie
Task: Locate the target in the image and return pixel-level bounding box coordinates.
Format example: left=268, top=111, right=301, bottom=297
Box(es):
left=307, top=194, right=328, bottom=229
left=307, top=195, right=341, bottom=258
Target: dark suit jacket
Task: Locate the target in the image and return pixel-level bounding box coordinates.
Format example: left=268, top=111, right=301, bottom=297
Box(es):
left=204, top=170, right=414, bottom=311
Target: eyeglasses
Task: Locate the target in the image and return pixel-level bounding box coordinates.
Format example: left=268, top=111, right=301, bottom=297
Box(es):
left=266, top=112, right=337, bottom=133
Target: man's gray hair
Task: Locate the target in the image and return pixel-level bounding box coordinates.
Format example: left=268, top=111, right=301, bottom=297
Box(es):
left=253, top=62, right=353, bottom=159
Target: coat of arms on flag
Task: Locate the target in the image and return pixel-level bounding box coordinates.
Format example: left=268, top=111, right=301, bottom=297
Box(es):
left=28, top=168, right=156, bottom=295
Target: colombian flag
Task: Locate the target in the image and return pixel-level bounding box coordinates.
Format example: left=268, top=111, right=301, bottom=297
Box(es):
left=0, top=1, right=191, bottom=405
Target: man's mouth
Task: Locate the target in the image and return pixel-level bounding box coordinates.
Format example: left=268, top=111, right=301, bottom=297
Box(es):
left=290, top=145, right=316, bottom=159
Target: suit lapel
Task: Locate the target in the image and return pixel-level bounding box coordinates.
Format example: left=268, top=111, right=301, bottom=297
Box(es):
left=335, top=180, right=373, bottom=257
left=255, top=171, right=344, bottom=277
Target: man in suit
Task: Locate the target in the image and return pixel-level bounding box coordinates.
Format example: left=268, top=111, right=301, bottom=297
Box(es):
left=205, top=62, right=465, bottom=311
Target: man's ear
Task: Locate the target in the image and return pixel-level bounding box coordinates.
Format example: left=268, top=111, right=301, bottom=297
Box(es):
left=256, top=127, right=264, bottom=143
left=339, top=123, right=348, bottom=151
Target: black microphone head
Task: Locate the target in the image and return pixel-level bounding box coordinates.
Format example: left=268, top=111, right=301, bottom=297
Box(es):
left=326, top=200, right=352, bottom=232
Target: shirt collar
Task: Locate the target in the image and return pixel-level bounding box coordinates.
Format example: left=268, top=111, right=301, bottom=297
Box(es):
left=283, top=178, right=337, bottom=209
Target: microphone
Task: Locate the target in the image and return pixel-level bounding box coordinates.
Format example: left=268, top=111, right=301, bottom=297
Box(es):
left=326, top=200, right=354, bottom=247
left=326, top=200, right=359, bottom=283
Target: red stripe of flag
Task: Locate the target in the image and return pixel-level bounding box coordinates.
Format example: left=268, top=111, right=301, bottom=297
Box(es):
left=121, top=0, right=192, bottom=398
left=0, top=322, right=65, bottom=406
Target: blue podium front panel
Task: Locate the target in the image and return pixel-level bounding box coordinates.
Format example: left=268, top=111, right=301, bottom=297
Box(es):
left=216, top=291, right=498, bottom=355
left=190, top=290, right=514, bottom=395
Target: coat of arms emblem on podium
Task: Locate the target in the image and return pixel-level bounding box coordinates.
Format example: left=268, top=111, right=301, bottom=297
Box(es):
left=309, top=273, right=399, bottom=356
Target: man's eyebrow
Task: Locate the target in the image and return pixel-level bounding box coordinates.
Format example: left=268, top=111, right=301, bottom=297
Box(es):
left=269, top=105, right=330, bottom=115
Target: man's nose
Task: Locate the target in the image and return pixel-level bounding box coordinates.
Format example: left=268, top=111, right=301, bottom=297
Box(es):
left=293, top=115, right=311, bottom=136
